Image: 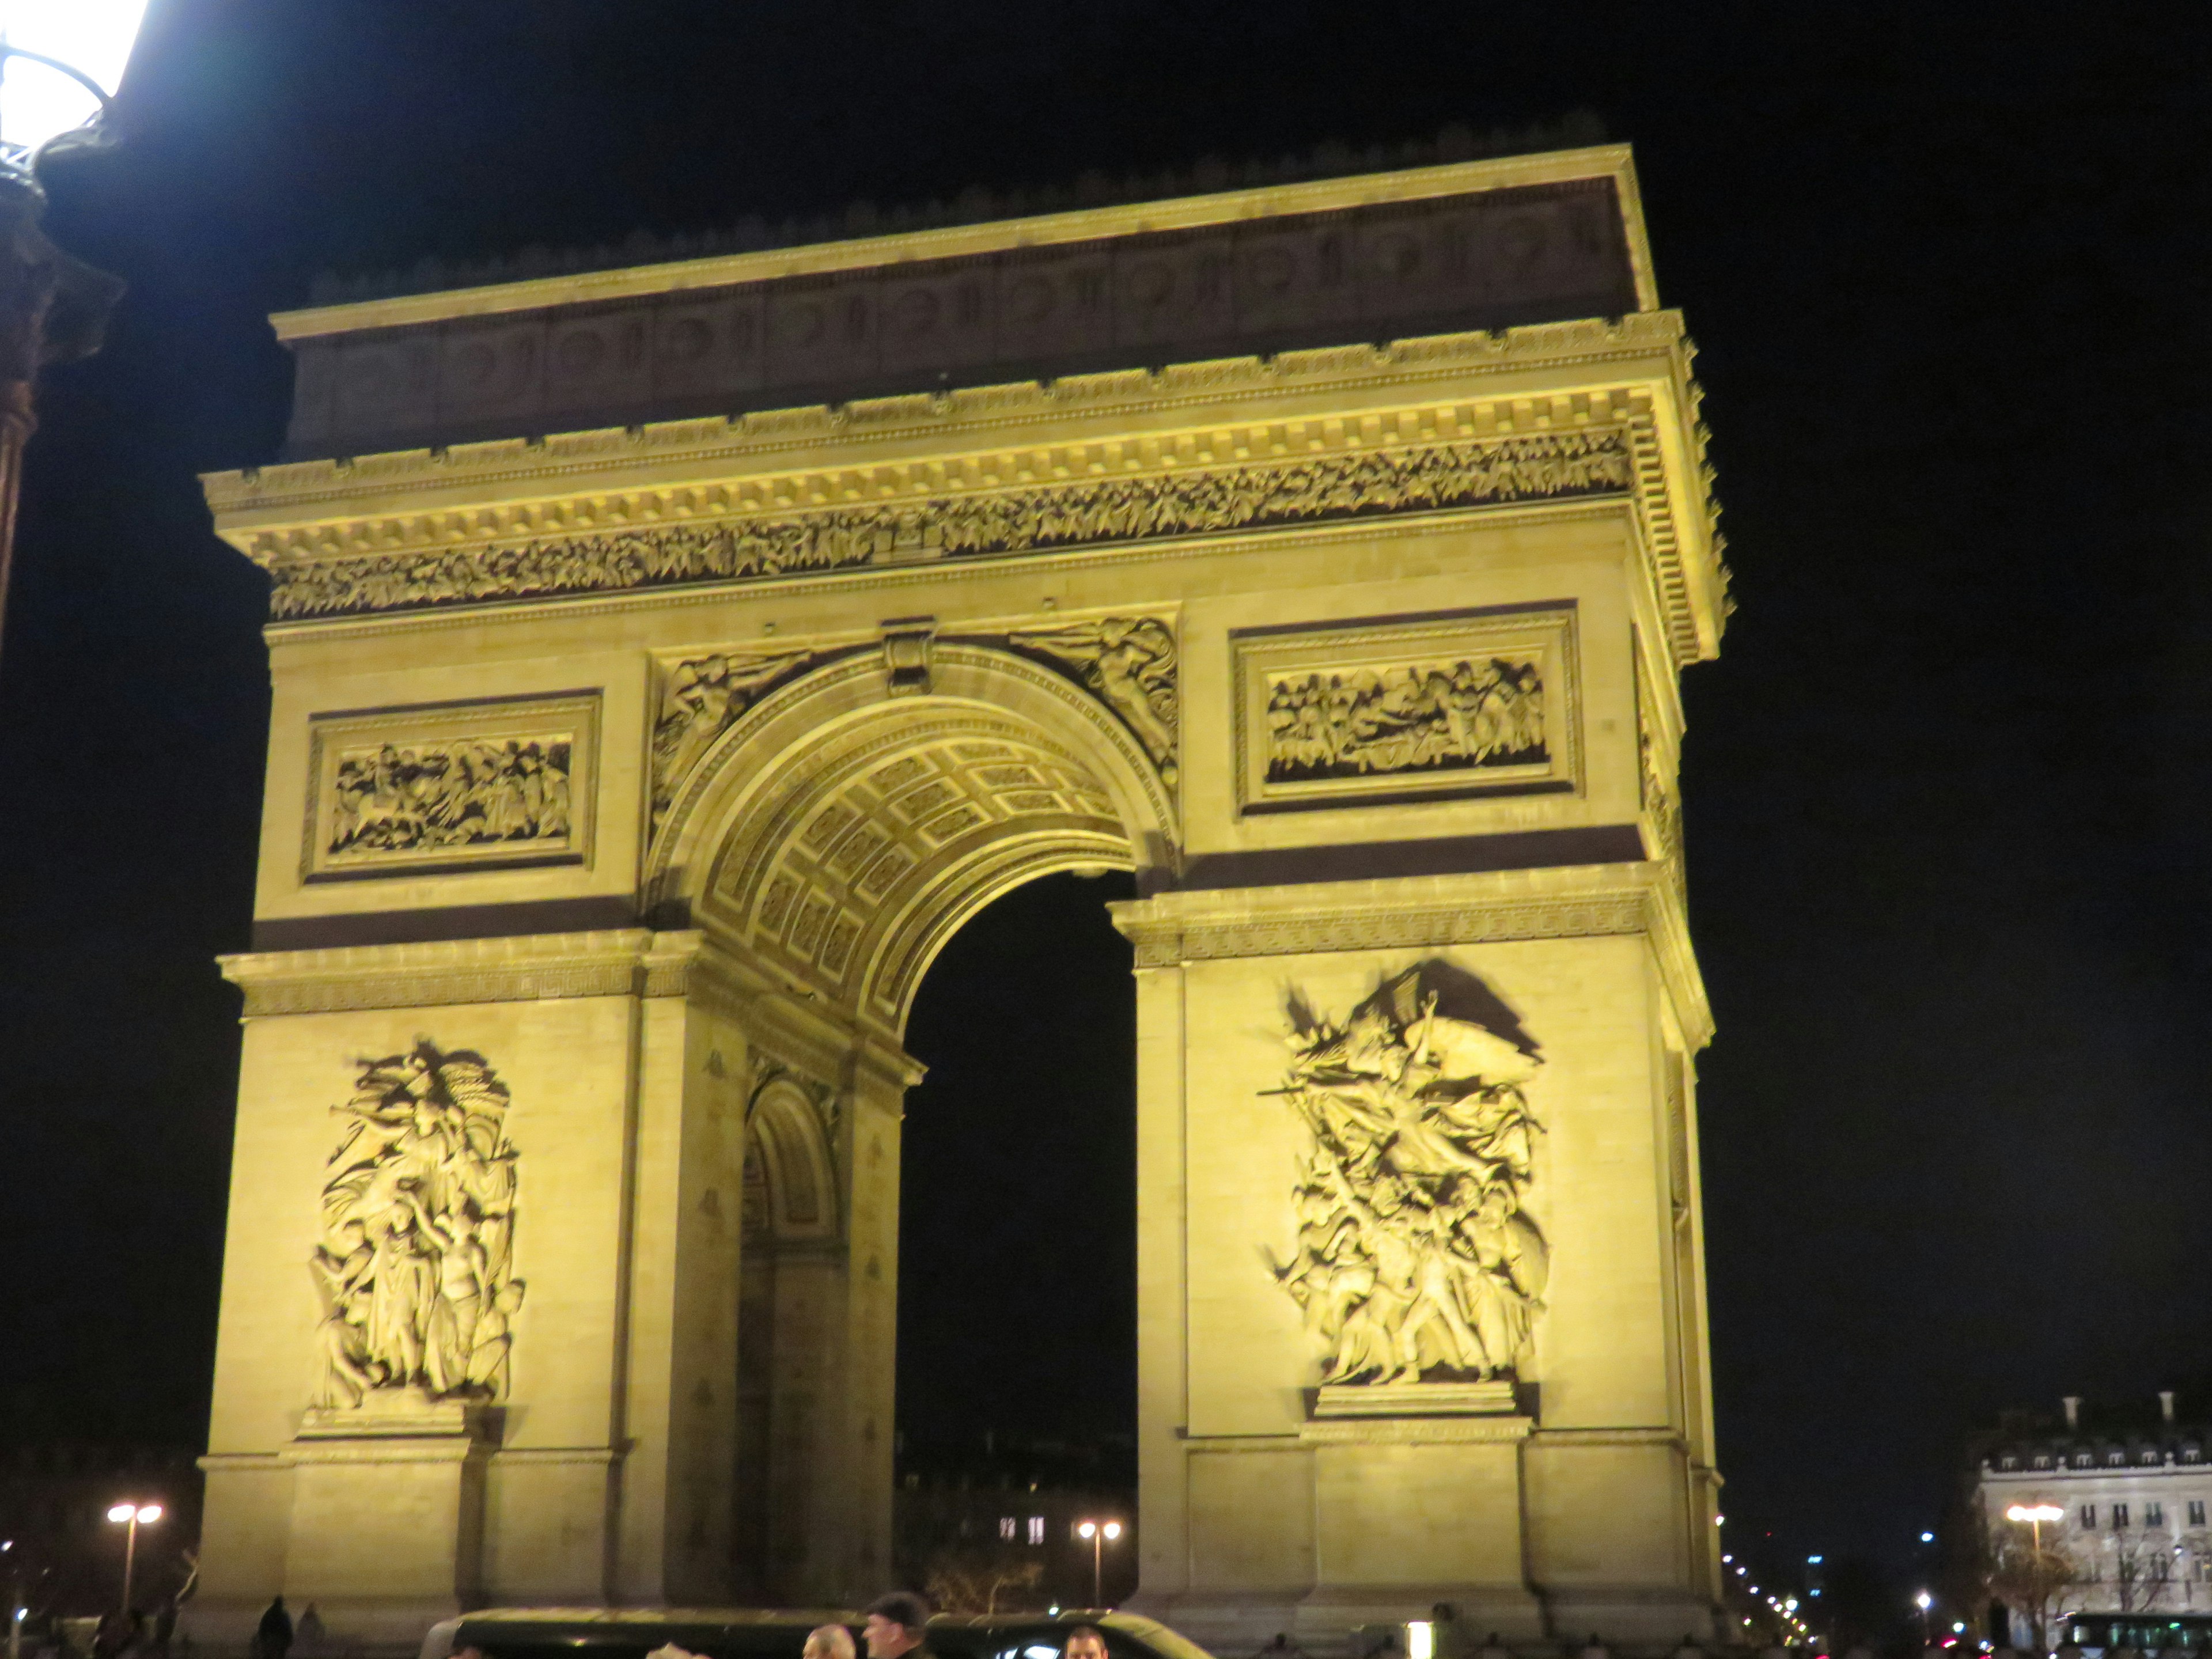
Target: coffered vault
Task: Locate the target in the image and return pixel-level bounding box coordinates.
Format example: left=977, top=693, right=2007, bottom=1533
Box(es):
left=190, top=143, right=1726, bottom=1657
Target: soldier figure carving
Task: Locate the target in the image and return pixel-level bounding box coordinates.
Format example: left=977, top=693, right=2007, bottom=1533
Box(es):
left=1269, top=963, right=1548, bottom=1386
left=309, top=1041, right=524, bottom=1407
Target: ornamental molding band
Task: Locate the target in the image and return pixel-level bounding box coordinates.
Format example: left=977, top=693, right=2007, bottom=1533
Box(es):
left=255, top=429, right=1630, bottom=623
left=1270, top=961, right=1546, bottom=1391
left=312, top=1040, right=523, bottom=1407
left=1233, top=605, right=1577, bottom=813
left=219, top=929, right=683, bottom=1016
left=303, top=692, right=598, bottom=881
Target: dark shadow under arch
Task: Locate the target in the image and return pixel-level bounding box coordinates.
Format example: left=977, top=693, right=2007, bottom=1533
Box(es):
left=893, top=869, right=1139, bottom=1484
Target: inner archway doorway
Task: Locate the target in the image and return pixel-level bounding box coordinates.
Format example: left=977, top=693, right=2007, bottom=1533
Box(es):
left=194, top=146, right=1728, bottom=1659
left=891, top=870, right=1141, bottom=1602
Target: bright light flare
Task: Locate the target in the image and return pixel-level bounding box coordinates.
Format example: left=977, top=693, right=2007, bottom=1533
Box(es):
left=0, top=0, right=150, bottom=153
left=1103, top=1521, right=1122, bottom=1540
left=105, top=1503, right=134, bottom=1523
left=2006, top=1505, right=2064, bottom=1524
left=1407, top=1623, right=1435, bottom=1659
left=135, top=1504, right=161, bottom=1523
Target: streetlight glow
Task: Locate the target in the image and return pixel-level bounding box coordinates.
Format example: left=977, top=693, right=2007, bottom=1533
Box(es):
left=2005, top=1505, right=2063, bottom=1524
left=1916, top=1593, right=1933, bottom=1611
left=0, top=1, right=149, bottom=155
left=105, top=1503, right=134, bottom=1523
left=105, top=1499, right=161, bottom=1613
left=1075, top=1516, right=1123, bottom=1605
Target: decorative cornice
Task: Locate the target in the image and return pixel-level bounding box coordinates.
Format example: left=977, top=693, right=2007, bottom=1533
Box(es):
left=252, top=427, right=1630, bottom=623
left=1112, top=860, right=1711, bottom=1048
left=220, top=927, right=671, bottom=1016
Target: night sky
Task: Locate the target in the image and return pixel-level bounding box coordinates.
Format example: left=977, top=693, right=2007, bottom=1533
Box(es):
left=2, top=0, right=2210, bottom=1604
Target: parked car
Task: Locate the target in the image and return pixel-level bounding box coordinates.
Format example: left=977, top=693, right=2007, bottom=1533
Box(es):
left=419, top=1608, right=1217, bottom=1659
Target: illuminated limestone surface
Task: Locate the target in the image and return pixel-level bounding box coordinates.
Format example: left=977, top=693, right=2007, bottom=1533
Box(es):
left=191, top=145, right=1726, bottom=1654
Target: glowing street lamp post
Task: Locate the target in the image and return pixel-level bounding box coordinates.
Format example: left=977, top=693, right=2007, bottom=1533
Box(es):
left=1915, top=1590, right=1933, bottom=1645
left=2007, top=1503, right=2065, bottom=1554
left=104, top=1503, right=161, bottom=1615
left=1075, top=1520, right=1122, bottom=1607
left=0, top=3, right=149, bottom=665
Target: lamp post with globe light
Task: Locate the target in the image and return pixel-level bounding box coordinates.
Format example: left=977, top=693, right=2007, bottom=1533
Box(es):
left=0, top=2, right=149, bottom=664
left=1074, top=1519, right=1122, bottom=1607
left=105, top=1503, right=161, bottom=1615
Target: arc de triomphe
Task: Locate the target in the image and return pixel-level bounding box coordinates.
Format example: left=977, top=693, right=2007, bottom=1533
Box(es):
left=190, top=143, right=1728, bottom=1654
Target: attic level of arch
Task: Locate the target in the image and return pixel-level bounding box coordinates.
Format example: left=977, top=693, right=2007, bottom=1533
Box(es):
left=206, top=319, right=1727, bottom=669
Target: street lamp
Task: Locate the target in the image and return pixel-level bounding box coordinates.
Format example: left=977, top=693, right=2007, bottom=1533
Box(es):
left=0, top=2, right=147, bottom=664
left=1916, top=1590, right=1933, bottom=1643
left=2007, top=1503, right=2065, bottom=1552
left=104, top=1503, right=160, bottom=1613
left=1074, top=1519, right=1123, bottom=1607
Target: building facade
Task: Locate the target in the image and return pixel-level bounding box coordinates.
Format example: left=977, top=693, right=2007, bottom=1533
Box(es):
left=1980, top=1396, right=2212, bottom=1617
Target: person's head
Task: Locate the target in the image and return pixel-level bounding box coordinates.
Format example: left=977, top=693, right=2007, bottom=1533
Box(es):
left=1064, top=1630, right=1109, bottom=1659
left=862, top=1594, right=929, bottom=1659
left=805, top=1627, right=857, bottom=1659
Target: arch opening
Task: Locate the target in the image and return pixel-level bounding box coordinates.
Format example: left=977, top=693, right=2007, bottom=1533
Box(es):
left=889, top=870, right=1140, bottom=1607
left=669, top=653, right=1159, bottom=1603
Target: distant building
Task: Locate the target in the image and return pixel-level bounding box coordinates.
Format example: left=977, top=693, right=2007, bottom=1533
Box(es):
left=1978, top=1393, right=2212, bottom=1617
left=892, top=1433, right=1134, bottom=1609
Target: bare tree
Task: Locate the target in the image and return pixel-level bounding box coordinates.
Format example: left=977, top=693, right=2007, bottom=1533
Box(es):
left=2112, top=1535, right=2177, bottom=1616
left=1981, top=1517, right=2089, bottom=1652
left=924, top=1548, right=1046, bottom=1615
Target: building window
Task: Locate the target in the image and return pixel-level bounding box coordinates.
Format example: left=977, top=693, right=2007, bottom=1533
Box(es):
left=2003, top=1456, right=2021, bottom=1471
left=2146, top=1450, right=2163, bottom=1466
left=2082, top=1505, right=2099, bottom=1529
left=1028, top=1516, right=1045, bottom=1546
left=2077, top=1455, right=2094, bottom=1468
left=2149, top=1503, right=2166, bottom=1528
left=2035, top=1455, right=2052, bottom=1469
left=999, top=1517, right=1016, bottom=1541
left=2190, top=1501, right=2206, bottom=1528
left=2111, top=1452, right=2127, bottom=1467
left=2115, top=1503, right=2132, bottom=1529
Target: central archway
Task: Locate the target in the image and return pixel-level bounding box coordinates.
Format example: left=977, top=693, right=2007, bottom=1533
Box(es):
left=650, top=642, right=1165, bottom=1600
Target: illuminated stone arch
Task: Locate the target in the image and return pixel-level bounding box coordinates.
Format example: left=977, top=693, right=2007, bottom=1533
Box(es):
left=653, top=642, right=1166, bottom=1035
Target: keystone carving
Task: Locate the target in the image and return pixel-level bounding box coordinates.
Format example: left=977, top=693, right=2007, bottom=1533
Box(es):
left=652, top=649, right=816, bottom=830
left=312, top=1041, right=524, bottom=1407
left=1007, top=616, right=1178, bottom=782
left=1269, top=961, right=1547, bottom=1386
left=263, top=431, right=1632, bottom=619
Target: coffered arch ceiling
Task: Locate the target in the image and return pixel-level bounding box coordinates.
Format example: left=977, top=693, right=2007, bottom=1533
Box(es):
left=656, top=649, right=1160, bottom=1034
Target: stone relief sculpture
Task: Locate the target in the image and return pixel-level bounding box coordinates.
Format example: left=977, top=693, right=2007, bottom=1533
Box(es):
left=1007, top=616, right=1179, bottom=781
left=1266, top=657, right=1543, bottom=783
left=652, top=649, right=816, bottom=828
left=263, top=430, right=1632, bottom=619
left=310, top=1040, right=524, bottom=1407
left=1268, top=961, right=1547, bottom=1385
left=327, top=737, right=571, bottom=856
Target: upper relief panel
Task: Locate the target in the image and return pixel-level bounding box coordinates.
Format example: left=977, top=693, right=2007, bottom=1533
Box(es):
left=271, top=151, right=1649, bottom=461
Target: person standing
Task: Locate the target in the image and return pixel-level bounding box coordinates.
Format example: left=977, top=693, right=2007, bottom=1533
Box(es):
left=1063, top=1631, right=1110, bottom=1659
left=804, top=1628, right=856, bottom=1659
left=254, top=1597, right=293, bottom=1659
left=861, top=1594, right=930, bottom=1659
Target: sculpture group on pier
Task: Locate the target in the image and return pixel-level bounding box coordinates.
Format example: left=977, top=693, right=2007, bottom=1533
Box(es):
left=1270, top=961, right=1548, bottom=1385
left=310, top=1041, right=524, bottom=1407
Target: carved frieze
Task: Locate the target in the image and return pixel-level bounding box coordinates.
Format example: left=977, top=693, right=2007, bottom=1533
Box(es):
left=304, top=693, right=598, bottom=880
left=1007, top=615, right=1178, bottom=783
left=263, top=431, right=1631, bottom=620
left=1268, top=961, right=1547, bottom=1388
left=1233, top=607, right=1577, bottom=812
left=652, top=650, right=817, bottom=831
left=312, top=1040, right=524, bottom=1407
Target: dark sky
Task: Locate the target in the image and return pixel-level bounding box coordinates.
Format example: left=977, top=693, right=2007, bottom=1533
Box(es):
left=2, top=0, right=2210, bottom=1594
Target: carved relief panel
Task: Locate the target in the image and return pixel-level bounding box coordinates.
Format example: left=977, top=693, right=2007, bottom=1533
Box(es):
left=303, top=692, right=599, bottom=880
left=1232, top=605, right=1578, bottom=813
left=1266, top=960, right=1546, bottom=1391
left=311, top=1041, right=524, bottom=1407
